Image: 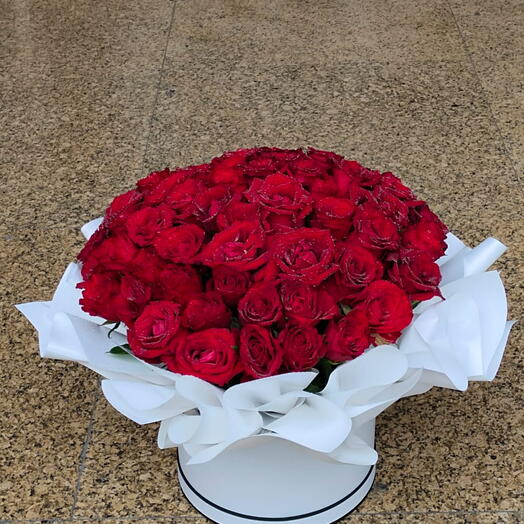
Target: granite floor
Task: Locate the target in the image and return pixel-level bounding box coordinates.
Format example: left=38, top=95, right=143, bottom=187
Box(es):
left=1, top=0, right=523, bottom=523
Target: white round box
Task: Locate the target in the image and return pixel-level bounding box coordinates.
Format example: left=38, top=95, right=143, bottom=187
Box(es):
left=177, top=420, right=376, bottom=524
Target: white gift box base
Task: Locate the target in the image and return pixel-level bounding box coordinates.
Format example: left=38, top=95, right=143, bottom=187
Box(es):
left=177, top=421, right=376, bottom=524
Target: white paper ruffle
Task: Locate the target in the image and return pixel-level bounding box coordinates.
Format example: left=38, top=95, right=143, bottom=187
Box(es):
left=16, top=224, right=513, bottom=466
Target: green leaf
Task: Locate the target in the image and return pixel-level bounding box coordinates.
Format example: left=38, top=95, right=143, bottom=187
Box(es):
left=305, top=383, right=322, bottom=393
left=411, top=300, right=421, bottom=309
left=340, top=304, right=352, bottom=315
left=108, top=344, right=131, bottom=355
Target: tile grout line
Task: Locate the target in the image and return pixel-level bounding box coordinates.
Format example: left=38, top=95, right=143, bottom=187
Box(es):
left=69, top=387, right=100, bottom=519
left=445, top=0, right=521, bottom=185
left=141, top=0, right=178, bottom=173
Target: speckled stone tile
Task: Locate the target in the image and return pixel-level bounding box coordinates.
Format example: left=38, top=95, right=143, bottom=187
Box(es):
left=0, top=0, right=174, bottom=231
left=344, top=512, right=524, bottom=523
left=72, top=399, right=198, bottom=519
left=0, top=228, right=97, bottom=519
left=166, top=0, right=467, bottom=68
left=449, top=0, right=524, bottom=176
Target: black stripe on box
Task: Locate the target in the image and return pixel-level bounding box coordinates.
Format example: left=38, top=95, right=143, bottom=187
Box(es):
left=177, top=455, right=375, bottom=522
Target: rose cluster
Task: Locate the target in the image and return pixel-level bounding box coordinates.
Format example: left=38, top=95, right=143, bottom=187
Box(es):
left=77, top=147, right=447, bottom=386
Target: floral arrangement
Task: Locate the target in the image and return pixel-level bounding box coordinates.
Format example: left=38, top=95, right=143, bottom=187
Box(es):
left=75, top=147, right=448, bottom=389
left=17, top=147, right=512, bottom=470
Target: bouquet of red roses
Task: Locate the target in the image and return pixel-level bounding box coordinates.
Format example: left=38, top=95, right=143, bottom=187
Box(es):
left=18, top=147, right=512, bottom=523
left=75, top=147, right=448, bottom=388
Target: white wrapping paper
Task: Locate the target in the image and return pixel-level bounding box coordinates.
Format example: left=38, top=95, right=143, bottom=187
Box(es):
left=16, top=225, right=514, bottom=466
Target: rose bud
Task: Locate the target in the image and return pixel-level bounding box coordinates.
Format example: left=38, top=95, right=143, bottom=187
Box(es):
left=354, top=280, right=413, bottom=342
left=182, top=291, right=231, bottom=330
left=200, top=221, right=268, bottom=271
left=210, top=265, right=252, bottom=306
left=126, top=205, right=175, bottom=247
left=325, top=309, right=373, bottom=362
left=279, top=280, right=338, bottom=325
left=163, top=328, right=242, bottom=386
left=239, top=325, right=283, bottom=379
left=278, top=323, right=325, bottom=372
left=154, top=224, right=205, bottom=263
left=128, top=301, right=183, bottom=359
left=270, top=228, right=338, bottom=285
left=388, top=250, right=442, bottom=301
left=238, top=283, right=283, bottom=326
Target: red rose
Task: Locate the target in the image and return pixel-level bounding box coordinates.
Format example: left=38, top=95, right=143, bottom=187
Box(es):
left=152, top=264, right=202, bottom=305
left=239, top=325, right=282, bottom=379
left=163, top=177, right=206, bottom=220
left=210, top=266, right=252, bottom=306
left=78, top=272, right=151, bottom=324
left=353, top=210, right=400, bottom=253
left=402, top=219, right=447, bottom=259
left=128, top=301, right=182, bottom=358
left=388, top=251, right=442, bottom=301
left=325, top=309, right=372, bottom=362
left=279, top=280, right=337, bottom=325
left=238, top=283, right=282, bottom=326
left=80, top=235, right=137, bottom=279
left=117, top=274, right=153, bottom=324
left=126, top=205, right=175, bottom=247
left=162, top=328, right=242, bottom=386
left=270, top=228, right=338, bottom=285
left=77, top=223, right=109, bottom=264
left=143, top=170, right=193, bottom=206
left=164, top=328, right=242, bottom=386
left=154, top=224, right=205, bottom=263
left=310, top=196, right=354, bottom=239
left=355, top=280, right=413, bottom=342
left=278, top=323, right=325, bottom=372
left=335, top=244, right=383, bottom=301
left=78, top=272, right=123, bottom=322
left=373, top=191, right=409, bottom=227
left=210, top=149, right=251, bottom=185
left=128, top=248, right=163, bottom=284
left=192, top=185, right=232, bottom=225
left=200, top=221, right=267, bottom=271
left=376, top=172, right=414, bottom=200
left=136, top=168, right=171, bottom=194
left=104, top=189, right=143, bottom=230
left=245, top=173, right=311, bottom=219
left=182, top=291, right=231, bottom=330
left=216, top=199, right=258, bottom=230
left=243, top=148, right=295, bottom=177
